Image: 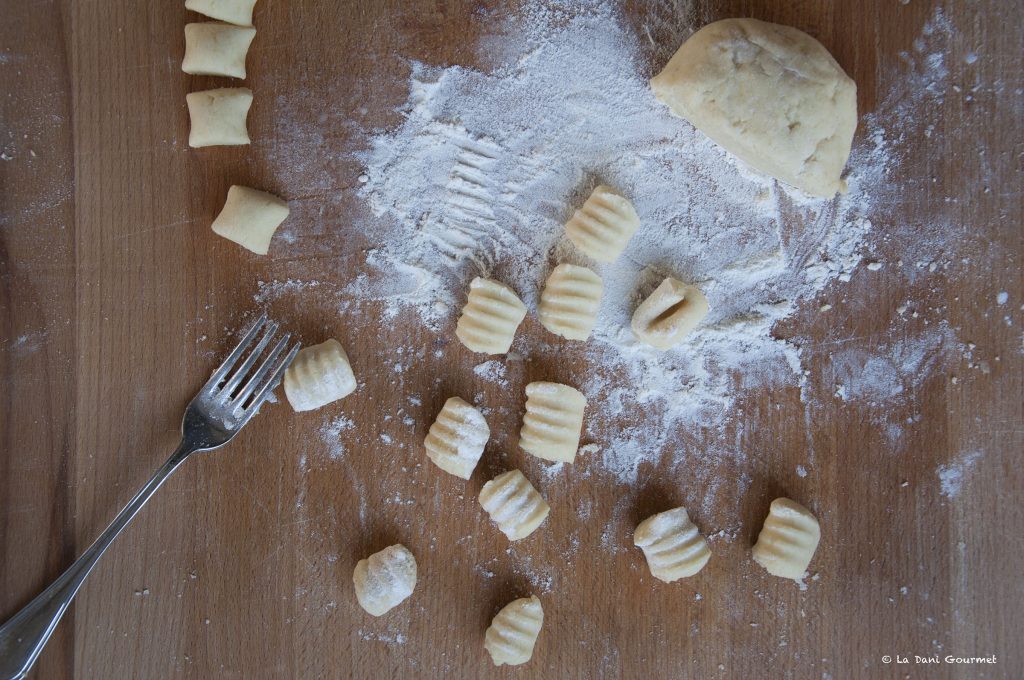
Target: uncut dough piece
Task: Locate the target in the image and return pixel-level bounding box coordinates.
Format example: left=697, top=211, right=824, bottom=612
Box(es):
left=565, top=185, right=640, bottom=262
left=186, top=87, right=252, bottom=148
left=634, top=507, right=712, bottom=581
left=352, top=544, right=417, bottom=616
left=455, top=278, right=527, bottom=354
left=185, top=0, right=258, bottom=26
left=424, top=397, right=490, bottom=479
left=519, top=381, right=586, bottom=463
left=283, top=339, right=356, bottom=412
left=631, top=277, right=709, bottom=349
left=538, top=263, right=603, bottom=341
left=211, top=185, right=289, bottom=255
left=183, top=23, right=256, bottom=78
left=479, top=470, right=549, bottom=540
left=650, top=18, right=857, bottom=198
left=752, top=497, right=821, bottom=580
left=484, top=596, right=544, bottom=666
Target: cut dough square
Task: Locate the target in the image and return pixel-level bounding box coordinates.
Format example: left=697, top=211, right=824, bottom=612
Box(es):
left=211, top=185, right=288, bottom=255
left=186, top=87, right=252, bottom=148
left=183, top=23, right=256, bottom=79
left=185, top=0, right=258, bottom=27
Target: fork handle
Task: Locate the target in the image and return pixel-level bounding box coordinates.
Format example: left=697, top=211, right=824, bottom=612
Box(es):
left=0, top=442, right=194, bottom=680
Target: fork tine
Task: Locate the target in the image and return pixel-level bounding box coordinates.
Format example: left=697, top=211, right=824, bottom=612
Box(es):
left=219, top=321, right=279, bottom=399
left=230, top=332, right=293, bottom=411
left=203, top=313, right=268, bottom=391
left=233, top=343, right=300, bottom=428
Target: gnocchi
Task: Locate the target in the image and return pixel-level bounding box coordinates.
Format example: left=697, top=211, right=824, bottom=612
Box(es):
left=538, top=263, right=603, bottom=341
left=186, top=87, right=252, bottom=147
left=424, top=397, right=489, bottom=479
left=185, top=0, right=258, bottom=26
left=479, top=470, right=549, bottom=540
left=211, top=185, right=289, bottom=255
left=565, top=185, right=640, bottom=262
left=283, top=339, right=356, bottom=412
left=633, top=507, right=712, bottom=581
left=752, top=497, right=821, bottom=581
left=455, top=278, right=527, bottom=355
left=631, top=277, right=709, bottom=349
left=484, top=595, right=544, bottom=666
left=183, top=22, right=257, bottom=79
left=519, top=382, right=586, bottom=463
left=352, top=544, right=417, bottom=616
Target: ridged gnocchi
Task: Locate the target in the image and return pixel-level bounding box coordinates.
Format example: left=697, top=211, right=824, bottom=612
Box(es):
left=538, top=264, right=603, bottom=341
left=565, top=185, right=640, bottom=262
left=424, top=397, right=489, bottom=479
left=283, top=339, right=356, bottom=412
left=352, top=544, right=417, bottom=616
left=633, top=507, right=712, bottom=581
left=455, top=278, right=527, bottom=354
left=484, top=595, right=544, bottom=666
left=752, top=497, right=821, bottom=580
left=631, top=277, right=709, bottom=349
left=479, top=470, right=549, bottom=540
left=519, top=382, right=586, bottom=463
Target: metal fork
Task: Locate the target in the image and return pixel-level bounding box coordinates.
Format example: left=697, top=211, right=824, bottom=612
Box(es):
left=0, top=314, right=299, bottom=680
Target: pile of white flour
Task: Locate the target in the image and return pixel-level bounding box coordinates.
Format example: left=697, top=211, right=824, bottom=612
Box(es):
left=336, top=2, right=963, bottom=484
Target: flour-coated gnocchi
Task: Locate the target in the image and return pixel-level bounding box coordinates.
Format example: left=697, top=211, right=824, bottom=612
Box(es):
left=479, top=470, right=549, bottom=540
left=424, top=397, right=489, bottom=479
left=185, top=0, right=258, bottom=26
left=183, top=22, right=257, bottom=79
left=565, top=185, right=640, bottom=262
left=752, top=497, right=820, bottom=581
left=283, top=339, right=356, bottom=412
left=538, top=264, right=603, bottom=341
left=634, top=507, right=712, bottom=581
left=631, top=277, right=709, bottom=349
left=484, top=595, right=544, bottom=666
left=455, top=278, right=527, bottom=354
left=519, top=382, right=586, bottom=463
left=186, top=87, right=252, bottom=147
left=352, top=544, right=417, bottom=616
left=211, top=185, right=289, bottom=255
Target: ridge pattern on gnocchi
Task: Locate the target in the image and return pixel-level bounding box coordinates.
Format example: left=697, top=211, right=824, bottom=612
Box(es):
left=633, top=507, right=712, bottom=581
left=283, top=339, right=357, bottom=412
left=484, top=595, right=544, bottom=666
left=751, top=497, right=821, bottom=581
left=455, top=278, right=527, bottom=354
left=479, top=470, right=549, bottom=540
left=519, top=382, right=586, bottom=463
left=424, top=397, right=490, bottom=479
left=538, top=264, right=603, bottom=341
left=565, top=185, right=640, bottom=262
left=352, top=544, right=417, bottom=617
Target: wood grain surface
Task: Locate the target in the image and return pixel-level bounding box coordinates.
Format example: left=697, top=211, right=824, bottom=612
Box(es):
left=1, top=1, right=1021, bottom=678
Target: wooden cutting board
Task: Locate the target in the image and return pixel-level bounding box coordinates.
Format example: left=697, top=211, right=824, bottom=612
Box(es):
left=1, top=1, right=1020, bottom=678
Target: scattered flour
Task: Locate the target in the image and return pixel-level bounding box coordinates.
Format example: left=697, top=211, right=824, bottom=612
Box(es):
left=354, top=2, right=961, bottom=485
left=320, top=414, right=355, bottom=460
left=937, top=450, right=983, bottom=499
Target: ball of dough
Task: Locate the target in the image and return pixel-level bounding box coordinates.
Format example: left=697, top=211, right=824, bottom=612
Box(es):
left=650, top=18, right=857, bottom=198
left=352, top=544, right=417, bottom=616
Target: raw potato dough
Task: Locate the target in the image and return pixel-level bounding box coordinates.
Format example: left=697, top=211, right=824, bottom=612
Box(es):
left=186, top=87, right=252, bottom=147
left=564, top=185, right=640, bottom=262
left=455, top=278, right=528, bottom=355
left=650, top=18, right=857, bottom=198
left=183, top=23, right=256, bottom=79
left=479, top=470, right=550, bottom=540
left=424, top=396, right=490, bottom=479
left=352, top=544, right=417, bottom=616
left=634, top=507, right=712, bottom=581
left=185, top=0, right=258, bottom=27
left=752, top=497, right=821, bottom=580
left=538, top=263, right=603, bottom=341
left=631, top=277, right=709, bottom=349
left=283, top=339, right=357, bottom=412
left=484, top=596, right=544, bottom=666
left=519, top=381, right=586, bottom=463
left=211, top=185, right=289, bottom=255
